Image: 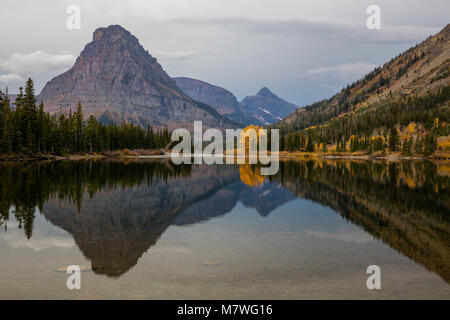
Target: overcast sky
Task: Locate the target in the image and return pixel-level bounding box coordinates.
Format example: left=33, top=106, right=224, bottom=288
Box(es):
left=0, top=0, right=448, bottom=106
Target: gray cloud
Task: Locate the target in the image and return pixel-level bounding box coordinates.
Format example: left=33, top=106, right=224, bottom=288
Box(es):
left=0, top=50, right=75, bottom=91
left=152, top=50, right=197, bottom=61
left=0, top=73, right=24, bottom=84
left=0, top=50, right=75, bottom=77
left=0, top=0, right=448, bottom=105
left=170, top=15, right=439, bottom=43
left=301, top=61, right=378, bottom=82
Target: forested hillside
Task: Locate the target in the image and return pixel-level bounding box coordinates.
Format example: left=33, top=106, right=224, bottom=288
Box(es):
left=274, top=24, right=450, bottom=155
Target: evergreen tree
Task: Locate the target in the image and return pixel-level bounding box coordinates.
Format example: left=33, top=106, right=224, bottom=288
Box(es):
left=23, top=78, right=37, bottom=152
left=0, top=90, right=13, bottom=153
left=341, top=137, right=347, bottom=152
left=389, top=127, right=400, bottom=152
left=414, top=137, right=424, bottom=154
left=401, top=137, right=413, bottom=155
left=36, top=102, right=45, bottom=152
left=423, top=133, right=437, bottom=156
left=306, top=131, right=314, bottom=152
left=299, top=134, right=306, bottom=151
left=280, top=128, right=286, bottom=151
left=74, top=102, right=84, bottom=152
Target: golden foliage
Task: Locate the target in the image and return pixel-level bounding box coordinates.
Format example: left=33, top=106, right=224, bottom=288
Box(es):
left=406, top=122, right=416, bottom=135
left=437, top=136, right=450, bottom=150
left=240, top=125, right=265, bottom=153
left=437, top=164, right=450, bottom=177
left=239, top=164, right=265, bottom=187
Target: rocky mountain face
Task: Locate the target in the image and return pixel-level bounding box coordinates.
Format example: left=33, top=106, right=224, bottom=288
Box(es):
left=174, top=77, right=298, bottom=126
left=37, top=25, right=236, bottom=129
left=240, top=87, right=298, bottom=125
left=174, top=77, right=241, bottom=115
left=279, top=24, right=450, bottom=130
left=174, top=76, right=262, bottom=126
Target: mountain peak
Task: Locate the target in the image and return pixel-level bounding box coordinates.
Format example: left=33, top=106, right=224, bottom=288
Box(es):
left=38, top=25, right=235, bottom=129
left=93, top=25, right=134, bottom=42
left=240, top=87, right=297, bottom=124
left=257, top=87, right=274, bottom=97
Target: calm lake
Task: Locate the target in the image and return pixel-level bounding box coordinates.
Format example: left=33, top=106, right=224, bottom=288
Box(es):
left=0, top=159, right=449, bottom=299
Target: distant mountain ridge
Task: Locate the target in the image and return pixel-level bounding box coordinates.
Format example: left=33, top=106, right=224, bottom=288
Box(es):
left=37, top=25, right=236, bottom=129
left=174, top=77, right=298, bottom=125
left=174, top=77, right=262, bottom=126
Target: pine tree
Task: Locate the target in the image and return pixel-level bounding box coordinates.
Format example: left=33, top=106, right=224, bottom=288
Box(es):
left=423, top=133, right=437, bottom=156
left=85, top=115, right=97, bottom=153
left=341, top=137, right=347, bottom=152
left=280, top=128, right=285, bottom=151
left=36, top=102, right=45, bottom=153
left=389, top=127, right=400, bottom=152
left=74, top=102, right=84, bottom=152
left=23, top=78, right=37, bottom=153
left=401, top=137, right=413, bottom=155
left=306, top=131, right=314, bottom=152
left=288, top=134, right=294, bottom=152
left=299, top=134, right=306, bottom=151
left=294, top=132, right=300, bottom=150
left=414, top=137, right=424, bottom=154
left=350, top=136, right=359, bottom=152
left=0, top=90, right=13, bottom=153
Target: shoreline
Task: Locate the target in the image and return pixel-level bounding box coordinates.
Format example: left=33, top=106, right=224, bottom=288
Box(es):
left=1, top=150, right=449, bottom=162
left=0, top=153, right=106, bottom=162
left=279, top=152, right=450, bottom=161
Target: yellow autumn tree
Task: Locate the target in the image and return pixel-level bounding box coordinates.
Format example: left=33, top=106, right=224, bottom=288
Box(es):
left=406, top=122, right=416, bottom=135
left=239, top=125, right=265, bottom=155
left=239, top=164, right=265, bottom=187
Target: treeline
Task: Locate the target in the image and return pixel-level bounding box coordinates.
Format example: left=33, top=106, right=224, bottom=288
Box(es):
left=0, top=78, right=171, bottom=155
left=275, top=85, right=449, bottom=154
left=276, top=126, right=440, bottom=155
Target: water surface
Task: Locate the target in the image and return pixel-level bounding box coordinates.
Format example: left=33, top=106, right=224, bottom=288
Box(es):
left=0, top=159, right=449, bottom=299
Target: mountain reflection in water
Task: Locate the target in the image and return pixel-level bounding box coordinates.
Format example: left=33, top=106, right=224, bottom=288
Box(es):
left=0, top=159, right=448, bottom=283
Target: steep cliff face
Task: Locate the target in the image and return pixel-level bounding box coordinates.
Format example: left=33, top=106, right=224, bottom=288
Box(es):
left=240, top=87, right=298, bottom=125
left=174, top=76, right=262, bottom=126
left=37, top=25, right=236, bottom=129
